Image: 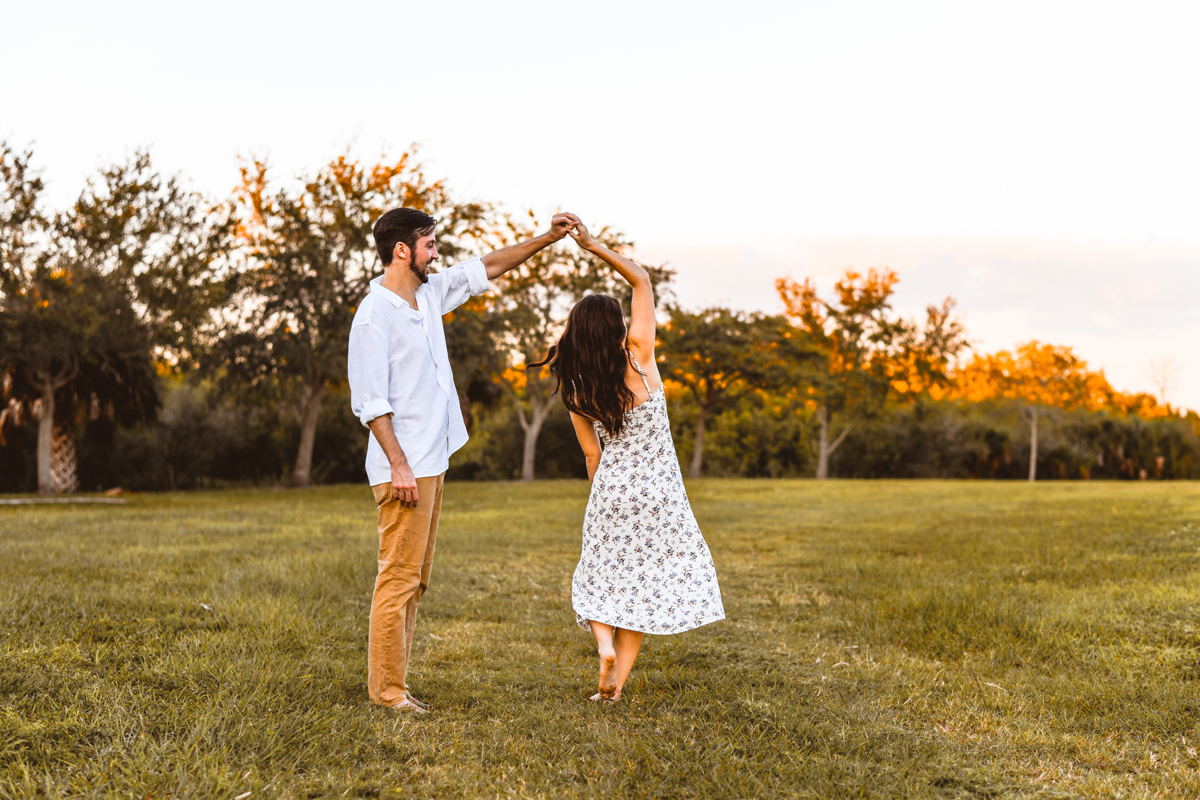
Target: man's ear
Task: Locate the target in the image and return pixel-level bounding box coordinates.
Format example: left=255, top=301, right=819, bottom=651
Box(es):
left=393, top=242, right=407, bottom=265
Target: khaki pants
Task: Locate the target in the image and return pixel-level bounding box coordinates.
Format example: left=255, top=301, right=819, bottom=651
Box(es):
left=368, top=474, right=445, bottom=707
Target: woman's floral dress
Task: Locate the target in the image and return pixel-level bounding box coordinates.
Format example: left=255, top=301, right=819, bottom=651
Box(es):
left=572, top=357, right=725, bottom=635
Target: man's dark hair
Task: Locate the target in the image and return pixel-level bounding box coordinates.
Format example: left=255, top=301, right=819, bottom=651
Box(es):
left=373, top=208, right=438, bottom=266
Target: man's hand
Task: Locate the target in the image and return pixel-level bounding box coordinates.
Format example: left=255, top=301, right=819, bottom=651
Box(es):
left=390, top=460, right=419, bottom=507
left=366, top=414, right=419, bottom=506
left=546, top=212, right=580, bottom=242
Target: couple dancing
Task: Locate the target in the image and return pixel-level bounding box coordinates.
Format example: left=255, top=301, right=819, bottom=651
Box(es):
left=347, top=208, right=724, bottom=712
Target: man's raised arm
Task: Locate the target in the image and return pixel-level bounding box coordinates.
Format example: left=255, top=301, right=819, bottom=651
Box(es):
left=481, top=212, right=579, bottom=280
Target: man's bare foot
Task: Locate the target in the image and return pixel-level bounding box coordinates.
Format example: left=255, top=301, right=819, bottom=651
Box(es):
left=404, top=691, right=428, bottom=711
left=597, top=646, right=617, bottom=699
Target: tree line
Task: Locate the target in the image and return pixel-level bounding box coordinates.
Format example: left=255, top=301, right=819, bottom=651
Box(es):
left=2, top=142, right=1197, bottom=494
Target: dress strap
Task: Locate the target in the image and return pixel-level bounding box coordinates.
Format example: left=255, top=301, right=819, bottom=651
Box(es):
left=627, top=350, right=652, bottom=394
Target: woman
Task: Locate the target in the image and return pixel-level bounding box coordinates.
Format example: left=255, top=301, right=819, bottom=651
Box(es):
left=531, top=220, right=725, bottom=702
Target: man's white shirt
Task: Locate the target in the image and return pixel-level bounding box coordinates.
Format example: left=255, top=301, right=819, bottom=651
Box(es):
left=348, top=258, right=489, bottom=485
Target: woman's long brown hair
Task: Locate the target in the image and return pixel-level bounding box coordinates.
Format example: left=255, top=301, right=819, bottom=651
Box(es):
left=528, top=293, right=637, bottom=436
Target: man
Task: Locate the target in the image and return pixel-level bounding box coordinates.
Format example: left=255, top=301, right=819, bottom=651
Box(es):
left=348, top=207, right=577, bottom=712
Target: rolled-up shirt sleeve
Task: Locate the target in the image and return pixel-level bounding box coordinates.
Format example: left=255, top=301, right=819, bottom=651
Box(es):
left=436, top=257, right=490, bottom=314
left=464, top=257, right=489, bottom=296
left=348, top=321, right=395, bottom=426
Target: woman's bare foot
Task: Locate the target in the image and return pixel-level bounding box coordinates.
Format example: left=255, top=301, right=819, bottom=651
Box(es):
left=589, top=692, right=620, bottom=703
left=597, top=645, right=618, bottom=699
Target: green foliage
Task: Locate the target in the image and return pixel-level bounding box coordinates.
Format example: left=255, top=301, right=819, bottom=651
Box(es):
left=657, top=307, right=802, bottom=476
left=222, top=150, right=497, bottom=486
left=0, top=250, right=158, bottom=424
left=61, top=151, right=234, bottom=367
left=702, top=394, right=815, bottom=478
left=2, top=482, right=1199, bottom=798
left=225, top=153, right=423, bottom=395
left=1, top=143, right=231, bottom=491
left=5, top=378, right=1196, bottom=490
left=447, top=401, right=589, bottom=482
left=2, top=378, right=369, bottom=493
left=4, top=140, right=1196, bottom=491
left=830, top=400, right=1200, bottom=480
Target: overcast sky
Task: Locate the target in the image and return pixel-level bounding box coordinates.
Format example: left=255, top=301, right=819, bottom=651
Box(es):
left=6, top=0, right=1198, bottom=408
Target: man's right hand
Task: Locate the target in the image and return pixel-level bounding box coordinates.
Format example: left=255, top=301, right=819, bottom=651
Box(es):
left=390, top=461, right=419, bottom=507
left=366, top=414, right=419, bottom=506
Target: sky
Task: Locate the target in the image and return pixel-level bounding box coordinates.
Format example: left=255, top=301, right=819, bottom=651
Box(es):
left=5, top=0, right=1199, bottom=407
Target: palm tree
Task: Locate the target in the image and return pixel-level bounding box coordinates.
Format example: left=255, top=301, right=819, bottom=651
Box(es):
left=1, top=144, right=228, bottom=493
left=1, top=266, right=159, bottom=493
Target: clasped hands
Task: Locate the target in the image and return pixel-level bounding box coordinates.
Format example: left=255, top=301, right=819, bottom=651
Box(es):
left=546, top=211, right=599, bottom=252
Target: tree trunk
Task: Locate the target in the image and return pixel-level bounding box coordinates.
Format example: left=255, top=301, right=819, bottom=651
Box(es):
left=688, top=403, right=707, bottom=478
left=501, top=373, right=557, bottom=483
left=50, top=420, right=79, bottom=494
left=503, top=375, right=556, bottom=483
left=1027, top=406, right=1038, bottom=483
left=816, top=405, right=831, bottom=480
left=31, top=362, right=80, bottom=495
left=815, top=405, right=858, bottom=481
left=519, top=400, right=552, bottom=482
left=292, top=382, right=325, bottom=488
left=36, top=383, right=54, bottom=496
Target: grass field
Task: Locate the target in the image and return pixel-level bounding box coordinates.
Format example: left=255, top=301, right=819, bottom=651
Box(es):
left=2, top=480, right=1199, bottom=799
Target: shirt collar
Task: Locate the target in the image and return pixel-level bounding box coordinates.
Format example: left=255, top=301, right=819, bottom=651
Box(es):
left=370, top=274, right=424, bottom=309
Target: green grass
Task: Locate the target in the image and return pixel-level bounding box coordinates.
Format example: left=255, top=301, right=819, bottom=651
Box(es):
left=2, top=480, right=1199, bottom=799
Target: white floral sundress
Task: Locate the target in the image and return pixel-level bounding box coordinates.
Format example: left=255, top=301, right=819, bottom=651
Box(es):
left=572, top=355, right=725, bottom=635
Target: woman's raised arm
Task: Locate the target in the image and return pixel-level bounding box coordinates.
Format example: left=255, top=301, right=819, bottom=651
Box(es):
left=568, top=222, right=656, bottom=361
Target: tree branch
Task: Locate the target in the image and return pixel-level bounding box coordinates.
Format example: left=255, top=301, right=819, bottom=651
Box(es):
left=498, top=379, right=532, bottom=432
left=826, top=415, right=861, bottom=457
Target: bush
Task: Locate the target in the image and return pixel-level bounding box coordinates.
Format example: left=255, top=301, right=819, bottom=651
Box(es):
left=4, top=376, right=1197, bottom=492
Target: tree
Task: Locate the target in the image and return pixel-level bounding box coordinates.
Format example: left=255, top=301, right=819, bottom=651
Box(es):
left=955, top=341, right=1111, bottom=481
left=491, top=217, right=673, bottom=481
left=442, top=294, right=504, bottom=436
left=776, top=268, right=966, bottom=479
left=0, top=143, right=49, bottom=484
left=1, top=145, right=224, bottom=493
left=657, top=307, right=787, bottom=477
left=226, top=149, right=489, bottom=487
left=1146, top=356, right=1183, bottom=407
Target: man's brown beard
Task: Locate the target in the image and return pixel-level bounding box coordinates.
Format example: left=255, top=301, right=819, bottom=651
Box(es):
left=409, top=255, right=431, bottom=285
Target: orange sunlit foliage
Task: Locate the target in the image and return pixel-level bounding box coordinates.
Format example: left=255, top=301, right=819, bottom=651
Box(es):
left=496, top=365, right=529, bottom=395
left=953, top=342, right=1186, bottom=419
left=775, top=266, right=971, bottom=479
left=1111, top=391, right=1174, bottom=419
left=952, top=341, right=1112, bottom=411
left=888, top=349, right=948, bottom=400
left=776, top=267, right=964, bottom=402
left=776, top=268, right=901, bottom=376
